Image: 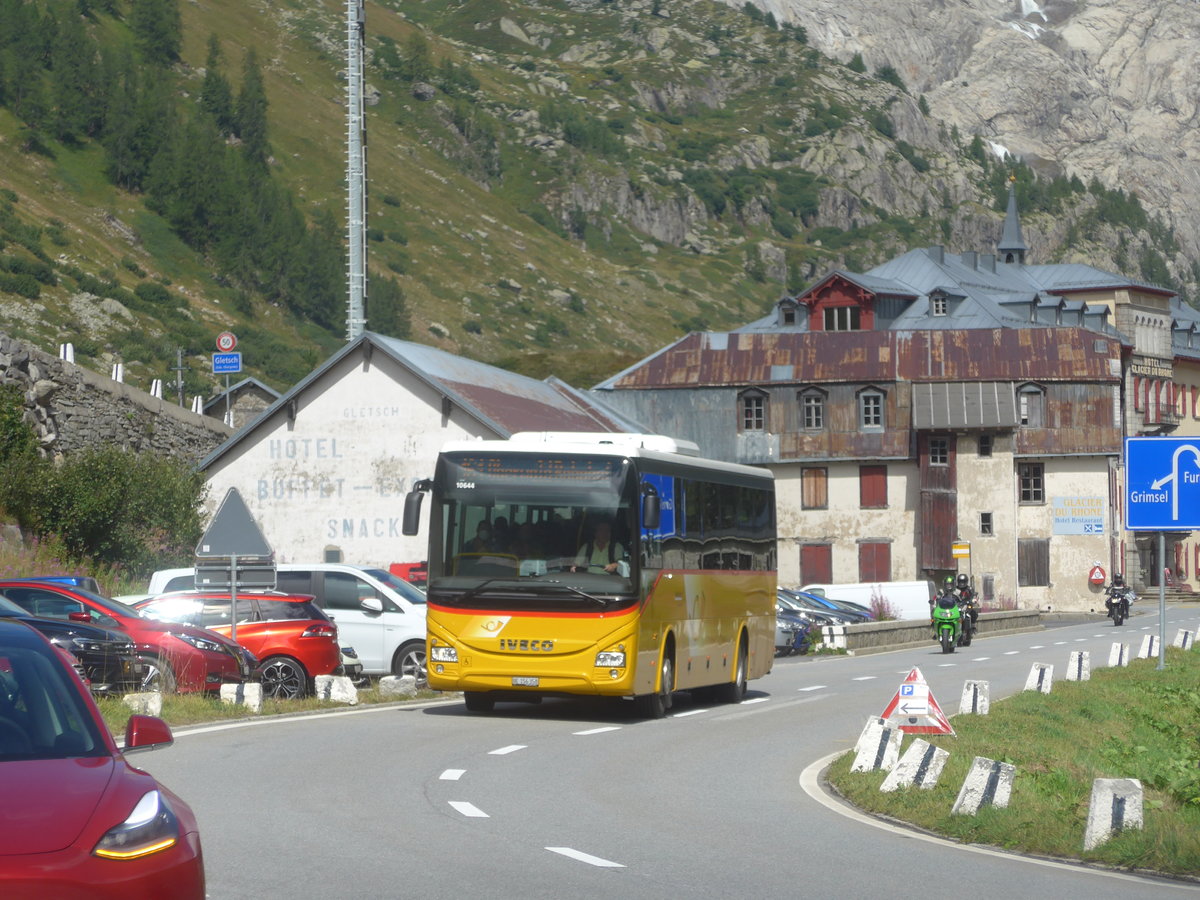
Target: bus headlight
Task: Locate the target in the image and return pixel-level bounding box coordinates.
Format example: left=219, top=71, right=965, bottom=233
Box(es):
left=430, top=645, right=458, bottom=663
left=595, top=651, right=625, bottom=668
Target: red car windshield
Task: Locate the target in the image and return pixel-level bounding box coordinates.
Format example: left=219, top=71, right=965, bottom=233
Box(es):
left=0, top=641, right=107, bottom=761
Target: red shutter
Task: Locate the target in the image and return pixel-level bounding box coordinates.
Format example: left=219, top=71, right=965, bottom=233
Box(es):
left=859, top=465, right=887, bottom=508
left=800, top=544, right=832, bottom=585
left=858, top=542, right=891, bottom=581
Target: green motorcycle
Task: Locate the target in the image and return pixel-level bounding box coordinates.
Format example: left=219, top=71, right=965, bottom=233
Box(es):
left=931, top=592, right=962, bottom=654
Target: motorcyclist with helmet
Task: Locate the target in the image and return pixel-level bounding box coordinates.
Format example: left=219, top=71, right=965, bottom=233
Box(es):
left=1105, top=572, right=1134, bottom=618
left=953, top=573, right=980, bottom=627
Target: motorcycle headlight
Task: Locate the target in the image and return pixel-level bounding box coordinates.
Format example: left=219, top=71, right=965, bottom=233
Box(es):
left=171, top=631, right=223, bottom=653
left=93, top=790, right=180, bottom=860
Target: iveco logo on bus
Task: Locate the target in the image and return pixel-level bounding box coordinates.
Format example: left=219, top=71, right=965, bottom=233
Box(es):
left=500, top=639, right=554, bottom=652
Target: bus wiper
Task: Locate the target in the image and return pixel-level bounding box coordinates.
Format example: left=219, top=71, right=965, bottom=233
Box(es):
left=523, top=580, right=608, bottom=605
left=458, top=578, right=524, bottom=604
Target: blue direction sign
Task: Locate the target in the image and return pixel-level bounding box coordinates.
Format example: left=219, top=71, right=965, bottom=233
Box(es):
left=213, top=351, right=242, bottom=374
left=1125, top=437, right=1200, bottom=530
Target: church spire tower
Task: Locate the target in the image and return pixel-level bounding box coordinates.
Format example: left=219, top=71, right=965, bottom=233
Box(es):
left=998, top=176, right=1028, bottom=265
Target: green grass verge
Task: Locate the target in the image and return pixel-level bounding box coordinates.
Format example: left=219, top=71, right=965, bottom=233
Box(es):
left=826, top=647, right=1200, bottom=877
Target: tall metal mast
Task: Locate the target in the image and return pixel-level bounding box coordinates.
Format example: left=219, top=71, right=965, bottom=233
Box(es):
left=346, top=0, right=367, bottom=340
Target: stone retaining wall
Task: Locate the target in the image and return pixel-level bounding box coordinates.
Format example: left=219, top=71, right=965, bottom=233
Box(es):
left=822, top=610, right=1044, bottom=655
left=0, top=333, right=232, bottom=461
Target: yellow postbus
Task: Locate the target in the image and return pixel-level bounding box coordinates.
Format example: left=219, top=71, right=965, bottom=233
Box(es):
left=402, top=433, right=776, bottom=717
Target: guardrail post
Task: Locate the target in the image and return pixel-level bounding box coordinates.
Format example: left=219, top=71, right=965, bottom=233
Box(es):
left=1065, top=650, right=1090, bottom=682
left=1023, top=663, right=1053, bottom=693
left=1108, top=642, right=1129, bottom=667
left=220, top=682, right=263, bottom=713
left=1083, top=779, right=1143, bottom=851
left=958, top=679, right=990, bottom=715
left=1137, top=634, right=1158, bottom=659
left=880, top=738, right=949, bottom=792
left=1172, top=629, right=1194, bottom=650
left=851, top=716, right=901, bottom=773
left=952, top=757, right=1015, bottom=815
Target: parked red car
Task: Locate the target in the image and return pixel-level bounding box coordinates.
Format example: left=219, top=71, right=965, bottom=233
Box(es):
left=0, top=618, right=205, bottom=899
left=134, top=592, right=340, bottom=699
left=0, top=582, right=252, bottom=694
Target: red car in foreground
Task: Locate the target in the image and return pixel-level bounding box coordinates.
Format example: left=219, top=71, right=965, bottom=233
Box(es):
left=134, top=591, right=340, bottom=699
left=0, top=618, right=205, bottom=899
left=0, top=581, right=252, bottom=693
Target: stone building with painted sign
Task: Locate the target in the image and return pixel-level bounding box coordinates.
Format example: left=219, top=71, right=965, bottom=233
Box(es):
left=594, top=188, right=1200, bottom=610
left=199, top=333, right=641, bottom=567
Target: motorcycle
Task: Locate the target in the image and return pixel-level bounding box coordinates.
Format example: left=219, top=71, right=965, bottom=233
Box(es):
left=1105, top=585, right=1135, bottom=626
left=931, top=592, right=962, bottom=653
left=955, top=590, right=978, bottom=647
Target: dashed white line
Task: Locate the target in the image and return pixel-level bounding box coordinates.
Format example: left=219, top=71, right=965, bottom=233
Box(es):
left=937, top=663, right=957, bottom=667
left=741, top=696, right=770, bottom=705
left=449, top=801, right=488, bottom=818
left=489, top=745, right=527, bottom=756
left=1054, top=641, right=1068, bottom=646
left=1004, top=651, right=1020, bottom=656
left=852, top=676, right=877, bottom=681
left=1029, top=645, right=1045, bottom=649
left=574, top=726, right=621, bottom=735
left=671, top=708, right=709, bottom=718
left=545, top=847, right=625, bottom=868
left=972, top=657, right=990, bottom=662
left=799, top=685, right=827, bottom=692
left=440, top=769, right=465, bottom=781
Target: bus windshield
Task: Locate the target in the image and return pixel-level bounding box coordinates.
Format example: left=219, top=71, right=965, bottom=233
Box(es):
left=428, top=452, right=638, bottom=606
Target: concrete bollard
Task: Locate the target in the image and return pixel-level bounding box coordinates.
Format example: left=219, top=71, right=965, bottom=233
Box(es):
left=952, top=756, right=1016, bottom=815
left=959, top=680, right=990, bottom=715
left=220, top=682, right=263, bottom=713
left=1173, top=630, right=1194, bottom=651
left=379, top=674, right=418, bottom=697
left=1023, top=663, right=1053, bottom=693
left=1084, top=779, right=1143, bottom=851
left=1065, top=650, right=1090, bottom=682
left=851, top=717, right=902, bottom=773
left=880, top=739, right=949, bottom=792
left=314, top=675, right=359, bottom=705
left=1137, top=634, right=1158, bottom=659
left=1108, top=642, right=1129, bottom=667
left=122, top=692, right=163, bottom=717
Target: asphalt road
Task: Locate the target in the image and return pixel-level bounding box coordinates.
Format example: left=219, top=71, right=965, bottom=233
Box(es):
left=136, top=606, right=1200, bottom=899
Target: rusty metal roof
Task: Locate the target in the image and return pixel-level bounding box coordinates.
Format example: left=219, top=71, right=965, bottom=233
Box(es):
left=596, top=328, right=1122, bottom=391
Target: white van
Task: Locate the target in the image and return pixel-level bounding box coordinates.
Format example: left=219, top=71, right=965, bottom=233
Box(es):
left=146, top=564, right=427, bottom=680
left=801, top=580, right=935, bottom=621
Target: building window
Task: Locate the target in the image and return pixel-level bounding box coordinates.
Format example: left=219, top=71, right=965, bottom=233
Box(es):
left=860, top=465, right=887, bottom=508
left=1018, top=538, right=1050, bottom=586
left=931, top=294, right=947, bottom=316
left=981, top=574, right=995, bottom=604
left=929, top=437, right=949, bottom=465
left=823, top=306, right=861, bottom=331
left=980, top=512, right=993, bottom=536
left=978, top=434, right=993, bottom=457
left=781, top=305, right=796, bottom=326
left=858, top=542, right=891, bottom=582
left=858, top=390, right=884, bottom=431
left=1018, top=384, right=1044, bottom=426
left=800, top=390, right=826, bottom=430
left=739, top=391, right=767, bottom=432
left=801, top=467, right=827, bottom=509
left=1018, top=462, right=1045, bottom=504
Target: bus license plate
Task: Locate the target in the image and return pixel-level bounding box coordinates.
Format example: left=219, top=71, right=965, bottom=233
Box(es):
left=512, top=676, right=539, bottom=687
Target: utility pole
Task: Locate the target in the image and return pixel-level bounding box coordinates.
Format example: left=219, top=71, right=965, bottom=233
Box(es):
left=171, top=348, right=186, bottom=406
left=346, top=0, right=368, bottom=341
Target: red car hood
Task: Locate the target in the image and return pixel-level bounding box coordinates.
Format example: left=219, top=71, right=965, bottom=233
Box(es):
left=0, top=757, right=118, bottom=855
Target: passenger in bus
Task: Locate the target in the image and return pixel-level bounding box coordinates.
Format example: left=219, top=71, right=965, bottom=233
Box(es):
left=464, top=521, right=495, bottom=553
left=509, top=522, right=543, bottom=559
left=571, top=520, right=625, bottom=573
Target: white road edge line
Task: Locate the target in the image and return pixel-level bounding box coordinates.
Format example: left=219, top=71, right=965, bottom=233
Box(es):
left=545, top=847, right=625, bottom=868
left=741, top=696, right=769, bottom=705
left=671, top=708, right=708, bottom=718
left=440, top=769, right=465, bottom=781
left=489, top=745, right=527, bottom=755
left=798, top=751, right=1199, bottom=890
left=449, top=801, right=488, bottom=818
left=574, top=726, right=621, bottom=735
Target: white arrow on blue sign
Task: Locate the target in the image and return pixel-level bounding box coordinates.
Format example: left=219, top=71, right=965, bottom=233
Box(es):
left=1125, top=436, right=1200, bottom=530
left=212, top=351, right=242, bottom=374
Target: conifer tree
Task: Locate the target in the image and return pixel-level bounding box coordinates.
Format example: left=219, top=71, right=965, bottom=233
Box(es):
left=199, top=34, right=235, bottom=135
left=51, top=8, right=99, bottom=141
left=130, top=0, right=181, bottom=66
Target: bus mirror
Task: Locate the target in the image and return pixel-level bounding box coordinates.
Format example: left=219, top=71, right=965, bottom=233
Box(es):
left=402, top=491, right=424, bottom=536
left=642, top=493, right=660, bottom=531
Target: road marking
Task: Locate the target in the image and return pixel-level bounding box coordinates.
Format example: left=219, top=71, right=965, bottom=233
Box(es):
left=1004, top=651, right=1020, bottom=656
left=1029, top=645, right=1045, bottom=649
left=799, top=685, right=827, bottom=692
left=439, top=769, right=465, bottom=781
left=1075, top=638, right=1088, bottom=642
left=972, top=657, right=990, bottom=661
left=489, top=745, right=526, bottom=755
left=852, top=676, right=877, bottom=681
left=1054, top=641, right=1068, bottom=645
left=938, top=663, right=956, bottom=667
left=545, top=847, right=625, bottom=868
left=449, top=801, right=488, bottom=818
left=741, top=696, right=769, bottom=705
left=574, top=726, right=621, bottom=735
left=671, top=708, right=708, bottom=718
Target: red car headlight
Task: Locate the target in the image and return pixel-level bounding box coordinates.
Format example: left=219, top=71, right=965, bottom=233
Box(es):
left=93, top=790, right=181, bottom=860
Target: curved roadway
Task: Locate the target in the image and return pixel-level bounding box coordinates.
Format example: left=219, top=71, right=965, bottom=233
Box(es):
left=137, top=606, right=1200, bottom=899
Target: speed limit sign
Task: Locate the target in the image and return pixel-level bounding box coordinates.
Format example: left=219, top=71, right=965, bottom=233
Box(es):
left=216, top=331, right=238, bottom=352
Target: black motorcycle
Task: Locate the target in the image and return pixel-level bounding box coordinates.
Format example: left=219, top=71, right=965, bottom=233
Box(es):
left=1105, top=584, right=1134, bottom=626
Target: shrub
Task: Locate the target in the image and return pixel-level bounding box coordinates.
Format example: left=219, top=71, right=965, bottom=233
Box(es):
left=134, top=281, right=172, bottom=305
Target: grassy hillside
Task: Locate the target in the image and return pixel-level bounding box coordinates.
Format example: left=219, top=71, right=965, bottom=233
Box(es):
left=0, top=0, right=1189, bottom=396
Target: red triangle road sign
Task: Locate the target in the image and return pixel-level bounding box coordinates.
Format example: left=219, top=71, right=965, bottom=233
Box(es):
left=879, top=666, right=954, bottom=735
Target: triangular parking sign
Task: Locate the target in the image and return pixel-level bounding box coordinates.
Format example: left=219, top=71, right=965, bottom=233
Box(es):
left=880, top=666, right=954, bottom=735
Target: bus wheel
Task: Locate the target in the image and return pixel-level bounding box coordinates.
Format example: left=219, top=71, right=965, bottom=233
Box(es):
left=716, top=637, right=748, bottom=704
left=463, top=692, right=494, bottom=713
left=637, top=653, right=674, bottom=719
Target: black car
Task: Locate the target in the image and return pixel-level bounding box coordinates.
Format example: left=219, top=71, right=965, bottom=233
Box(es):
left=0, top=593, right=145, bottom=694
